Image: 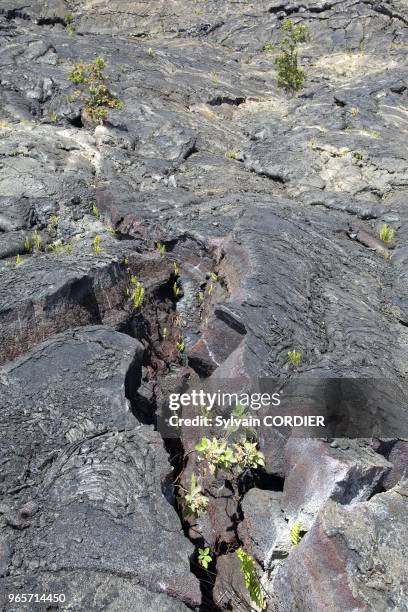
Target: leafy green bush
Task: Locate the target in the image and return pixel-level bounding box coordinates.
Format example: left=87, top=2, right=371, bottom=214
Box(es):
left=68, top=57, right=123, bottom=123
left=195, top=437, right=236, bottom=476
left=236, top=548, right=266, bottom=610
left=275, top=19, right=308, bottom=93
left=195, top=436, right=265, bottom=476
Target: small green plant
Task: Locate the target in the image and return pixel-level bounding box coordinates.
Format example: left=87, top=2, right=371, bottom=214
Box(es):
left=51, top=242, right=64, bottom=255
left=161, top=327, right=168, bottom=340
left=172, top=282, right=181, bottom=299
left=275, top=19, right=308, bottom=93
left=353, top=152, right=364, bottom=162
left=15, top=254, right=23, bottom=266
left=197, top=291, right=204, bottom=304
left=195, top=437, right=236, bottom=476
left=173, top=261, right=180, bottom=277
left=198, top=547, right=212, bottom=569
left=91, top=203, right=100, bottom=218
left=210, top=272, right=218, bottom=282
left=183, top=473, right=208, bottom=518
left=176, top=337, right=185, bottom=353
left=290, top=520, right=302, bottom=546
left=379, top=223, right=395, bottom=244
left=68, top=57, right=123, bottom=123
left=50, top=113, right=59, bottom=124
left=156, top=242, right=166, bottom=255
left=236, top=548, right=266, bottom=610
left=33, top=231, right=42, bottom=251
left=233, top=439, right=265, bottom=471
left=23, top=237, right=32, bottom=253
left=65, top=244, right=72, bottom=256
left=225, top=150, right=237, bottom=160
left=263, top=43, right=274, bottom=53
left=129, top=276, right=145, bottom=310
left=93, top=234, right=101, bottom=255
left=288, top=350, right=302, bottom=367
left=47, top=214, right=59, bottom=233
left=147, top=47, right=155, bottom=58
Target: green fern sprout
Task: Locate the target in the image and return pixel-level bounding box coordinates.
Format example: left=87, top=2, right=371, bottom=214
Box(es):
left=147, top=47, right=155, bottom=58
left=65, top=244, right=72, bottom=256
left=129, top=277, right=145, bottom=310
left=225, top=150, right=237, bottom=160
left=173, top=262, right=180, bottom=277
left=23, top=237, right=32, bottom=253
left=33, top=231, right=43, bottom=251
left=93, top=235, right=101, bottom=255
left=15, top=254, right=23, bottom=266
left=210, top=272, right=219, bottom=282
left=172, top=282, right=181, bottom=299
left=47, top=214, right=59, bottom=233
left=236, top=548, right=266, bottom=610
left=290, top=520, right=302, bottom=546
left=156, top=242, right=166, bottom=255
left=50, top=242, right=64, bottom=255
left=288, top=350, right=302, bottom=367
left=198, top=547, right=212, bottom=569
left=176, top=337, right=185, bottom=353
left=379, top=223, right=395, bottom=244
left=91, top=203, right=100, bottom=218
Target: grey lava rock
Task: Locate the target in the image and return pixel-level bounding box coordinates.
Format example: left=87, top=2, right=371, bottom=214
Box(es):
left=0, top=327, right=200, bottom=610
left=282, top=438, right=392, bottom=529
left=269, top=484, right=408, bottom=611
left=238, top=489, right=290, bottom=569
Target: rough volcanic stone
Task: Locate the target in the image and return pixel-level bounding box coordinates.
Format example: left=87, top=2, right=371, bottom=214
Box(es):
left=270, top=485, right=408, bottom=612
left=238, top=489, right=290, bottom=569
left=0, top=326, right=200, bottom=610
left=282, top=439, right=392, bottom=529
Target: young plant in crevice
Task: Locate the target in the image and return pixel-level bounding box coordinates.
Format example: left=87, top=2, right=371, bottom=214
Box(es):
left=23, top=237, right=32, bottom=253
left=172, top=281, right=181, bottom=300
left=91, top=203, right=101, bottom=218
left=288, top=350, right=302, bottom=368
left=275, top=18, right=308, bottom=94
left=128, top=276, right=145, bottom=311
left=156, top=241, right=166, bottom=255
left=182, top=473, right=208, bottom=518
left=176, top=337, right=185, bottom=353
left=15, top=254, right=23, bottom=266
left=379, top=223, right=395, bottom=244
left=33, top=231, right=43, bottom=252
left=195, top=437, right=236, bottom=476
left=236, top=548, right=266, bottom=610
left=198, top=547, right=212, bottom=569
left=47, top=214, right=59, bottom=234
left=173, top=261, right=180, bottom=277
left=93, top=234, right=102, bottom=255
left=290, top=520, right=303, bottom=546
